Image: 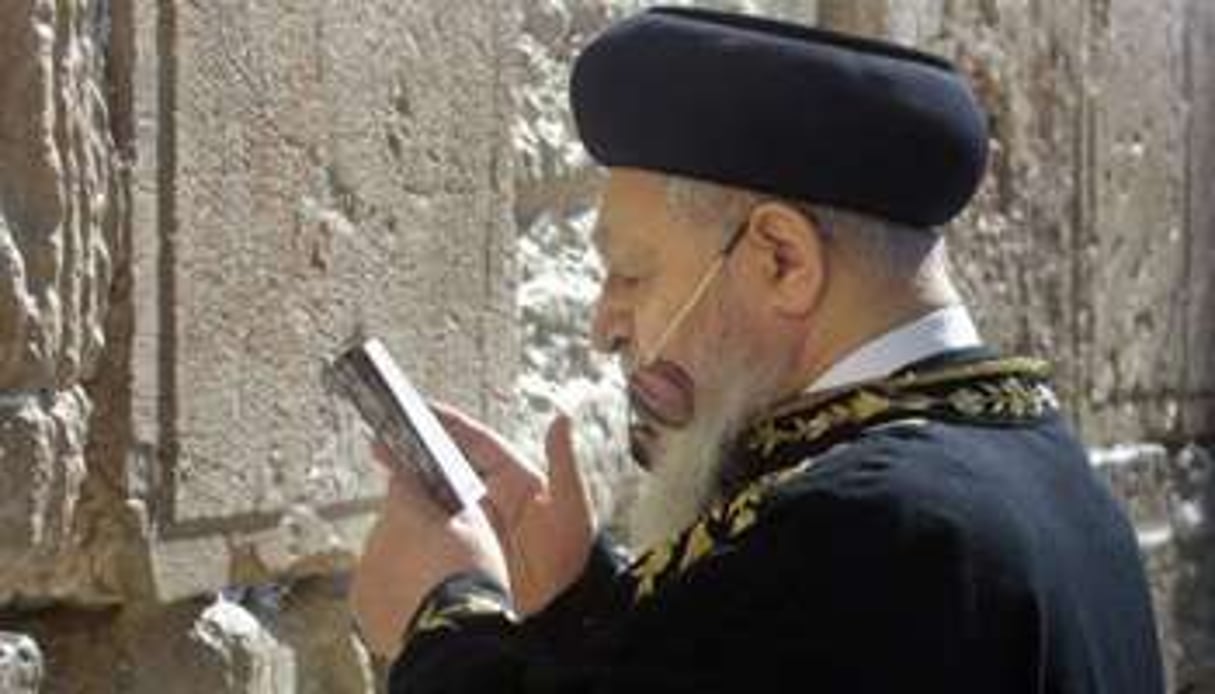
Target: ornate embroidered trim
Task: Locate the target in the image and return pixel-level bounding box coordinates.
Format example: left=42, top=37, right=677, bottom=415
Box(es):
left=630, top=477, right=771, bottom=603
left=409, top=576, right=517, bottom=639
left=627, top=356, right=1058, bottom=604
left=746, top=357, right=1056, bottom=460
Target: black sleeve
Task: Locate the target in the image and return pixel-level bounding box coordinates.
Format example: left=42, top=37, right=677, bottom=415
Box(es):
left=388, top=476, right=1043, bottom=694
left=388, top=534, right=636, bottom=693
left=516, top=535, right=633, bottom=650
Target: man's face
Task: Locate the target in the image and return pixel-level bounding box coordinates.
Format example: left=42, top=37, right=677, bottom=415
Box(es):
left=590, top=169, right=725, bottom=377
left=589, top=169, right=788, bottom=546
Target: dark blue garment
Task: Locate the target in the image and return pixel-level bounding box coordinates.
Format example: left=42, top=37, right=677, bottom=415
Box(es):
left=391, top=354, right=1165, bottom=693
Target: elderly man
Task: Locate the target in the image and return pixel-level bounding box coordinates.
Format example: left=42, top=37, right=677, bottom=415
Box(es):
left=351, top=7, right=1165, bottom=693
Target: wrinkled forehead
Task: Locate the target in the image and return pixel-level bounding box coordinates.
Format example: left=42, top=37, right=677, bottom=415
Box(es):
left=591, top=168, right=673, bottom=259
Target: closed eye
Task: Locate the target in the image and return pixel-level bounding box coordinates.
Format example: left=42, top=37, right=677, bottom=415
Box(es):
left=607, top=272, right=644, bottom=291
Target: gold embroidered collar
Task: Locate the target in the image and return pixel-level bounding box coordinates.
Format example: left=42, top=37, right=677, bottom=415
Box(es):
left=628, top=355, right=1059, bottom=604
left=744, top=354, right=1055, bottom=459
left=720, top=355, right=1058, bottom=495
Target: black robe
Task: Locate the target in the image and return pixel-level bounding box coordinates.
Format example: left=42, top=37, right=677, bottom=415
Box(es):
left=389, top=351, right=1165, bottom=693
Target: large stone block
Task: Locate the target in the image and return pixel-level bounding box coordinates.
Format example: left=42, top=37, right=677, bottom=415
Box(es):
left=0, top=0, right=122, bottom=604
left=814, top=0, right=1198, bottom=446
left=940, top=0, right=1089, bottom=421
left=511, top=0, right=615, bottom=225
left=1184, top=0, right=1215, bottom=439
left=0, top=0, right=118, bottom=391
left=115, top=0, right=518, bottom=601
left=0, top=390, right=128, bottom=609
left=0, top=389, right=96, bottom=605
left=1080, top=0, right=1191, bottom=443
left=0, top=393, right=85, bottom=561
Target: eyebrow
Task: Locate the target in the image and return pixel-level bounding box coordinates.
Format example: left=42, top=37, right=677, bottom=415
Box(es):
left=591, top=220, right=653, bottom=270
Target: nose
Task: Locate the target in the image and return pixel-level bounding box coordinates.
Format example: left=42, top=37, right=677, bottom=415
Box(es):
left=590, top=287, right=629, bottom=356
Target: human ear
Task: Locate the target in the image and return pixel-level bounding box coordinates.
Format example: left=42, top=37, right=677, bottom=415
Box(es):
left=743, top=202, right=826, bottom=317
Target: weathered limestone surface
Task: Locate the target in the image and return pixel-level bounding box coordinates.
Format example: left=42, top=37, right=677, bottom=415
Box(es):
left=0, top=389, right=96, bottom=602
left=7, top=0, right=520, bottom=685
left=2, top=579, right=374, bottom=692
left=1082, top=0, right=1191, bottom=443
left=0, top=0, right=118, bottom=393
left=1185, top=0, right=1215, bottom=438
left=0, top=0, right=123, bottom=605
left=813, top=0, right=1207, bottom=448
left=115, top=0, right=518, bottom=601
left=512, top=0, right=638, bottom=530
left=0, top=632, right=43, bottom=694
left=940, top=0, right=1089, bottom=426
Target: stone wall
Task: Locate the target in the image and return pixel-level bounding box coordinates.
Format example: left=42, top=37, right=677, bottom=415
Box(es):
left=0, top=0, right=1211, bottom=691
left=113, top=0, right=517, bottom=605
left=0, top=0, right=122, bottom=608
left=3, top=0, right=516, bottom=690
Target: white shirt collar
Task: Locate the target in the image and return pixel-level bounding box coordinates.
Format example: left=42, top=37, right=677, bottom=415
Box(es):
left=806, top=306, right=983, bottom=394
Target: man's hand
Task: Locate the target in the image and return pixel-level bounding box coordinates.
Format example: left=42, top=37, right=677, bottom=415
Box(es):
left=432, top=406, right=597, bottom=616
left=349, top=462, right=509, bottom=659
left=349, top=405, right=596, bottom=660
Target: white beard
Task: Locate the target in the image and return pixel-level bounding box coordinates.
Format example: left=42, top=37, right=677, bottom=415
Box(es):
left=624, top=353, right=779, bottom=551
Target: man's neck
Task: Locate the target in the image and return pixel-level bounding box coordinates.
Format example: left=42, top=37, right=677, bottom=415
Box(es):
left=782, top=297, right=968, bottom=399
left=807, top=306, right=981, bottom=392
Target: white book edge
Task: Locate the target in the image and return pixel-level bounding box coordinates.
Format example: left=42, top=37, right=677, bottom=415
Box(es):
left=363, top=339, right=487, bottom=511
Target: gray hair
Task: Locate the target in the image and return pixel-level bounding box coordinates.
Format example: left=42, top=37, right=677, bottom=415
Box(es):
left=665, top=174, right=954, bottom=290
left=665, top=175, right=757, bottom=238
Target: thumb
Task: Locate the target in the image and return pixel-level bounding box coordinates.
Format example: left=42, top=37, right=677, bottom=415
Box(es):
left=544, top=414, right=596, bottom=537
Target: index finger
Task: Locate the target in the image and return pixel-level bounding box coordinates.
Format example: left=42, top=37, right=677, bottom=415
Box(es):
left=429, top=401, right=532, bottom=474
left=370, top=439, right=406, bottom=474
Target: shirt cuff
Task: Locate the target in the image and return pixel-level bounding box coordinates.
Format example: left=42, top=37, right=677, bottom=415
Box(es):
left=404, top=570, right=518, bottom=644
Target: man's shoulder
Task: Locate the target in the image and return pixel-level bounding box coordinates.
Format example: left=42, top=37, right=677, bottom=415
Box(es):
left=770, top=413, right=1082, bottom=499
left=756, top=414, right=1106, bottom=557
